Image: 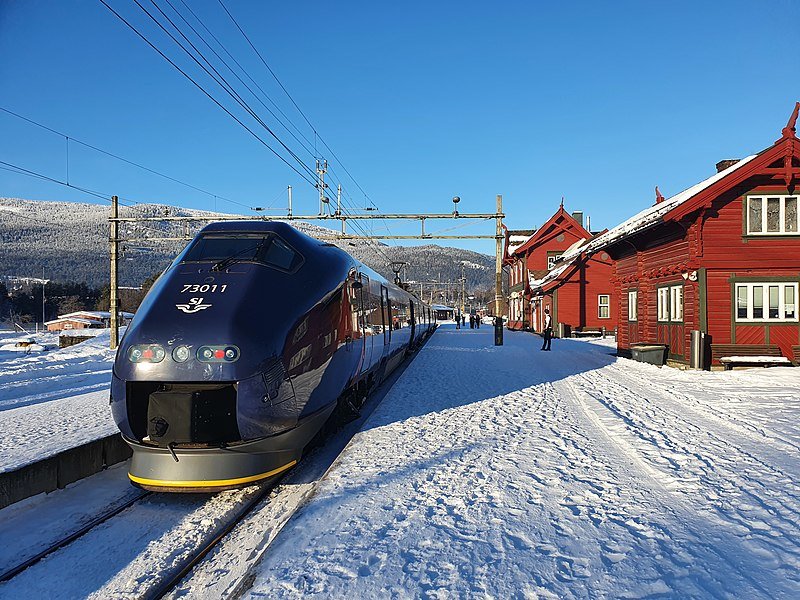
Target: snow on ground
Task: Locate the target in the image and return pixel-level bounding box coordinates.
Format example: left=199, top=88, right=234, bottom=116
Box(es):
left=0, top=329, right=115, bottom=410
left=247, top=325, right=800, bottom=599
left=0, top=330, right=117, bottom=472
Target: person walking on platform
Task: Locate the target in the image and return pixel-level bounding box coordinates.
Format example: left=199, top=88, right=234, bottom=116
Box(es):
left=455, top=313, right=461, bottom=329
left=461, top=314, right=466, bottom=328
left=541, top=308, right=552, bottom=351
left=469, top=314, right=475, bottom=329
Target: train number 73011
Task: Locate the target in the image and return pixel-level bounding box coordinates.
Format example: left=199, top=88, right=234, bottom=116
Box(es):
left=180, top=284, right=228, bottom=293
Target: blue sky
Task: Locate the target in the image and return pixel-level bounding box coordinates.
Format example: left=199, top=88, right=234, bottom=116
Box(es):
left=1, top=0, right=799, bottom=254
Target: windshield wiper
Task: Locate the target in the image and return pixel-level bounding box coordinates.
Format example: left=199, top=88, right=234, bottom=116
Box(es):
left=211, top=239, right=268, bottom=271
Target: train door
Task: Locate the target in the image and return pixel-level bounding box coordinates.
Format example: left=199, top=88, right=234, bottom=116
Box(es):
left=381, top=286, right=390, bottom=346
left=360, top=274, right=374, bottom=370
left=381, top=286, right=394, bottom=345
left=409, top=301, right=416, bottom=342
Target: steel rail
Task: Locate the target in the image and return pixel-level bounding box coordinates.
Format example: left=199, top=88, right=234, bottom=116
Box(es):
left=140, top=477, right=285, bottom=600
left=0, top=491, right=151, bottom=583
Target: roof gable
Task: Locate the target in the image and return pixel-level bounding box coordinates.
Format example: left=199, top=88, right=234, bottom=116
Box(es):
left=513, top=205, right=591, bottom=256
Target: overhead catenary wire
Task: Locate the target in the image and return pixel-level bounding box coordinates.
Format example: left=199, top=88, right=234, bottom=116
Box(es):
left=0, top=159, right=181, bottom=240
left=170, top=0, right=318, bottom=159
left=220, top=0, right=382, bottom=210
left=214, top=1, right=390, bottom=236
left=108, top=0, right=387, bottom=248
left=0, top=106, right=250, bottom=211
left=98, top=1, right=408, bottom=268
left=97, top=0, right=318, bottom=188
left=135, top=0, right=316, bottom=183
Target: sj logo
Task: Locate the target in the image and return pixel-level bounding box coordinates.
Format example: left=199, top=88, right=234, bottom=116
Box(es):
left=176, top=297, right=212, bottom=314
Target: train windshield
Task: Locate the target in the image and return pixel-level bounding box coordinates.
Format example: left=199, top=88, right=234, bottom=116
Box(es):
left=182, top=234, right=303, bottom=272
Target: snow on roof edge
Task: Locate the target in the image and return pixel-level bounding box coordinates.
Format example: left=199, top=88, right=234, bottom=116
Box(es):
left=528, top=155, right=759, bottom=292
left=559, top=154, right=759, bottom=264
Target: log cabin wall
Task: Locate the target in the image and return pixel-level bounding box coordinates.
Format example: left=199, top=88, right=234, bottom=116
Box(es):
left=701, top=183, right=800, bottom=359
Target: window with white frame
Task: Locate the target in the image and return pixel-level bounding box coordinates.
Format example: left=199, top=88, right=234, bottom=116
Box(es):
left=735, top=282, right=798, bottom=322
left=598, top=294, right=610, bottom=319
left=747, top=196, right=799, bottom=235
left=628, top=290, right=638, bottom=321
left=547, top=254, right=564, bottom=270
left=658, top=284, right=683, bottom=322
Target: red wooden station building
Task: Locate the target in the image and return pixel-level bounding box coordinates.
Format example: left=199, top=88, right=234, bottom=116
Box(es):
left=553, top=103, right=800, bottom=366
left=505, top=205, right=616, bottom=335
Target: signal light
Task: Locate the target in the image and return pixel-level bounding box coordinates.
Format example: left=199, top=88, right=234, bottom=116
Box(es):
left=128, top=344, right=166, bottom=363
left=197, top=345, right=240, bottom=363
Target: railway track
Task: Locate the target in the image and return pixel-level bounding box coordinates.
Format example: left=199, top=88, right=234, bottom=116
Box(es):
left=0, top=477, right=285, bottom=598
left=0, top=337, right=432, bottom=598
left=0, top=490, right=150, bottom=583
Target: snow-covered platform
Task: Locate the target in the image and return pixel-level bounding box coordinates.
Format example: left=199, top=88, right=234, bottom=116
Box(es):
left=0, top=330, right=117, bottom=474
left=246, top=324, right=800, bottom=598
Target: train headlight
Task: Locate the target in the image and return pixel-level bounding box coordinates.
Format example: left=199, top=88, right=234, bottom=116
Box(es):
left=197, top=345, right=240, bottom=363
left=128, top=344, right=166, bottom=363
left=172, top=345, right=191, bottom=363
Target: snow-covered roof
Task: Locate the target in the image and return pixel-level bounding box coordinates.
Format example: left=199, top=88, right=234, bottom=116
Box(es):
left=58, top=311, right=135, bottom=320
left=528, top=156, right=758, bottom=293
left=508, top=234, right=533, bottom=256
left=558, top=155, right=758, bottom=266
left=431, top=304, right=454, bottom=311
left=45, top=317, right=97, bottom=326
left=528, top=237, right=588, bottom=290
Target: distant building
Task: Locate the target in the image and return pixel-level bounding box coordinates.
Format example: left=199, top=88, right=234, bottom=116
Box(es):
left=505, top=206, right=616, bottom=335
left=431, top=304, right=455, bottom=320
left=45, top=310, right=134, bottom=332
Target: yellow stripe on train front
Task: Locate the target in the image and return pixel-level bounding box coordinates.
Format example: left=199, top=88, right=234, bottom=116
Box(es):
left=128, top=459, right=297, bottom=488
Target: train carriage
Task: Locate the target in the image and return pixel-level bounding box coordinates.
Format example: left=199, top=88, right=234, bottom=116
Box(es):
left=110, top=221, right=435, bottom=491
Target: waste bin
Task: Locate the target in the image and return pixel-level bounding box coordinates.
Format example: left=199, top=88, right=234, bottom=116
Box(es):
left=630, top=344, right=668, bottom=366
left=689, top=330, right=706, bottom=370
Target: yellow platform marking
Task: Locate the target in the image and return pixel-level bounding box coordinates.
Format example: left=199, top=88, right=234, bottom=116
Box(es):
left=128, top=459, right=297, bottom=488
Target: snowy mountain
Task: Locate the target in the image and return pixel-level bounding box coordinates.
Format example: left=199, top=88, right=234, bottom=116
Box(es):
left=0, top=198, right=496, bottom=290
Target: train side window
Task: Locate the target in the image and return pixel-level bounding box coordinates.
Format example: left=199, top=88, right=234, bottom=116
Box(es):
left=366, top=286, right=383, bottom=337
left=258, top=236, right=303, bottom=271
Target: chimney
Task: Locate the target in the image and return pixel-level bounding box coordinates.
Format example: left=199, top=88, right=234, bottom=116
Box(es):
left=571, top=211, right=584, bottom=228
left=586, top=215, right=591, bottom=232
left=716, top=159, right=740, bottom=173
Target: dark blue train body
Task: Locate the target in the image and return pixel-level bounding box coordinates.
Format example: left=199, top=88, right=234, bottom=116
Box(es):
left=110, top=221, right=435, bottom=491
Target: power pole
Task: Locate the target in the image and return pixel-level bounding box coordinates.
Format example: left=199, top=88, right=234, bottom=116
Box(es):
left=495, top=194, right=504, bottom=316
left=460, top=262, right=466, bottom=315
left=41, top=267, right=46, bottom=332
left=110, top=195, right=120, bottom=350
left=287, top=185, right=292, bottom=217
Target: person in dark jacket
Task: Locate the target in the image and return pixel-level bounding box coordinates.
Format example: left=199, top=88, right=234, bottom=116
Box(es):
left=541, top=308, right=552, bottom=351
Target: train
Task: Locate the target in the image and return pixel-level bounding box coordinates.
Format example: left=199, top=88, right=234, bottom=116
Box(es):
left=110, top=220, right=436, bottom=492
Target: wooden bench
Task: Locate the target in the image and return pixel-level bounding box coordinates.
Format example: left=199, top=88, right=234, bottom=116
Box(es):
left=711, top=344, right=791, bottom=370
left=572, top=329, right=603, bottom=338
